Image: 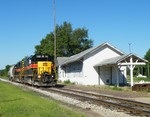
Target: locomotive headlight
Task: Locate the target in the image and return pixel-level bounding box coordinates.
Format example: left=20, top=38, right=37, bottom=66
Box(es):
left=38, top=75, right=41, bottom=78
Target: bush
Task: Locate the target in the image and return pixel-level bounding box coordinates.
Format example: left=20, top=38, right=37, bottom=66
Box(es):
left=63, top=80, right=75, bottom=85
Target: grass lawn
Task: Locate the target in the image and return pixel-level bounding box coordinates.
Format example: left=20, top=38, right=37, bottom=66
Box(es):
left=0, top=81, right=85, bottom=117
left=127, top=76, right=150, bottom=82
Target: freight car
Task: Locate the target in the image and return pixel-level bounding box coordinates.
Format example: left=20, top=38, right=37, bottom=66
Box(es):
left=9, top=54, right=57, bottom=86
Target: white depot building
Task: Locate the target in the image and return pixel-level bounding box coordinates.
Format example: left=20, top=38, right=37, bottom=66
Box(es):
left=57, top=42, right=147, bottom=86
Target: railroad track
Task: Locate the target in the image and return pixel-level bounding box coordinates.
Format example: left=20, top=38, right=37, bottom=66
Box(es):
left=42, top=87, right=150, bottom=117
left=1, top=78, right=150, bottom=116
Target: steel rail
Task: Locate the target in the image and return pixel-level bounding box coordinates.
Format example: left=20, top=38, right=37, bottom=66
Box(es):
left=60, top=88, right=150, bottom=110
left=45, top=88, right=150, bottom=117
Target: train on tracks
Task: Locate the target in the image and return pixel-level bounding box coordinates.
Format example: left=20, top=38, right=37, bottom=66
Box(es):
left=8, top=54, right=57, bottom=86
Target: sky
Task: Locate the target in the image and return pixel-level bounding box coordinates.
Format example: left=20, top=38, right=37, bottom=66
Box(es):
left=0, top=0, right=150, bottom=69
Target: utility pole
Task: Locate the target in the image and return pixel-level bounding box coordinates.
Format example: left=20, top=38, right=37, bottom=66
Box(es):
left=53, top=0, right=57, bottom=70
left=128, top=43, right=132, bottom=53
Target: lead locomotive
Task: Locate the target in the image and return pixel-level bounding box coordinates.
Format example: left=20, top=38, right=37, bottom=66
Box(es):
left=9, top=55, right=57, bottom=86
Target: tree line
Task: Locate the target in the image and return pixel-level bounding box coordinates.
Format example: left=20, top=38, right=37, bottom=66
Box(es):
left=0, top=21, right=150, bottom=78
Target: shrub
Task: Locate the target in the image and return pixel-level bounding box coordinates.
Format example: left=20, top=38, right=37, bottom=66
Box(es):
left=63, top=80, right=75, bottom=85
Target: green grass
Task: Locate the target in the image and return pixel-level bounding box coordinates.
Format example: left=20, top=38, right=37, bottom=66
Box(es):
left=0, top=81, right=84, bottom=117
left=111, top=85, right=123, bottom=91
left=133, top=77, right=150, bottom=82
left=101, top=85, right=131, bottom=92
left=127, top=76, right=150, bottom=82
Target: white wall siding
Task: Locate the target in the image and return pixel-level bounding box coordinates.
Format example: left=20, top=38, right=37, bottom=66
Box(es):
left=58, top=61, right=85, bottom=84
left=119, top=66, right=127, bottom=84
left=58, top=44, right=127, bottom=85
left=82, top=45, right=122, bottom=85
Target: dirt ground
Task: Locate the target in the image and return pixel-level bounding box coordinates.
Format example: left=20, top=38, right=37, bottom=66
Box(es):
left=133, top=97, right=150, bottom=104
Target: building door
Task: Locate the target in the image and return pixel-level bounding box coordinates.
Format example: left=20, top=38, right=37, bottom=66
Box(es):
left=99, top=66, right=111, bottom=85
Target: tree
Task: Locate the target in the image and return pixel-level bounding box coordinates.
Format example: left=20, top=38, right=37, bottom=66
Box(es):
left=35, top=22, right=93, bottom=59
left=144, top=49, right=150, bottom=78
left=35, top=33, right=54, bottom=56
left=0, top=65, right=11, bottom=77
left=0, top=69, right=5, bottom=76
left=144, top=49, right=150, bottom=61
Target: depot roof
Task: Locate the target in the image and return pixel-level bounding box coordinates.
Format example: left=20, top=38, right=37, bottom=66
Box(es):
left=57, top=42, right=125, bottom=66
left=94, top=53, right=148, bottom=67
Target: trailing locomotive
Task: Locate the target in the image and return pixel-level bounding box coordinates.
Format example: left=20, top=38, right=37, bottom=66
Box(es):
left=9, top=54, right=57, bottom=86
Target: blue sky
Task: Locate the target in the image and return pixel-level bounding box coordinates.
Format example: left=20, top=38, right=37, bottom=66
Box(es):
left=0, top=0, right=150, bottom=69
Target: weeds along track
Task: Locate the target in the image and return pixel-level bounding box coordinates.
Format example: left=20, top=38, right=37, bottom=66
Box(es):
left=42, top=87, right=150, bottom=117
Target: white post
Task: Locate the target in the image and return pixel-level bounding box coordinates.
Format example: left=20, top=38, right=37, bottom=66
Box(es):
left=114, top=66, right=119, bottom=87
left=130, top=56, right=134, bottom=87
left=117, top=68, right=119, bottom=87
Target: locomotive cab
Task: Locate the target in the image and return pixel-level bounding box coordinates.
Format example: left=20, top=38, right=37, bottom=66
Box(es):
left=30, top=55, right=57, bottom=86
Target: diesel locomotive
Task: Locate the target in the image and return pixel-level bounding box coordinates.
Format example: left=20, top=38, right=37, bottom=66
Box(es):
left=9, top=54, right=57, bottom=86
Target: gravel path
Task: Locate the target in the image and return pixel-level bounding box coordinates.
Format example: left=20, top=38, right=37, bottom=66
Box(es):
left=0, top=78, right=148, bottom=117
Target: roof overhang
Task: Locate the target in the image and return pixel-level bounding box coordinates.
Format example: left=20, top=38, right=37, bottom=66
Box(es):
left=94, top=53, right=148, bottom=67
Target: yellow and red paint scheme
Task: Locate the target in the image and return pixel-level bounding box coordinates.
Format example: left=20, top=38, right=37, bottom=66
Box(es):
left=12, top=55, right=56, bottom=86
